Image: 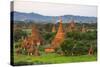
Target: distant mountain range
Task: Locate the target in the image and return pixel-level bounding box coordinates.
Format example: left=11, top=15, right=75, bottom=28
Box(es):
left=11, top=11, right=97, bottom=23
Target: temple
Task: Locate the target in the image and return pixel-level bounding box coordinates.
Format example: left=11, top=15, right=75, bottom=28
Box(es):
left=51, top=16, right=65, bottom=48
left=19, top=16, right=89, bottom=55
left=51, top=17, right=56, bottom=32
left=21, top=25, right=43, bottom=56
left=67, top=20, right=76, bottom=32
left=81, top=25, right=86, bottom=32
left=52, top=24, right=56, bottom=33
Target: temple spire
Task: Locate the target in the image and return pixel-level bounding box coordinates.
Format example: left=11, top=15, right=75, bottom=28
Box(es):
left=51, top=16, right=65, bottom=48
left=81, top=25, right=86, bottom=32
left=59, top=16, right=62, bottom=23
left=57, top=16, right=64, bottom=33
left=67, top=19, right=76, bottom=32
left=52, top=17, right=56, bottom=32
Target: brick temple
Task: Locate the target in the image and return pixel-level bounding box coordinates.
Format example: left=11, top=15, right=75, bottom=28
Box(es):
left=67, top=20, right=76, bottom=32
left=21, top=25, right=43, bottom=56
left=45, top=17, right=65, bottom=53
left=51, top=16, right=65, bottom=48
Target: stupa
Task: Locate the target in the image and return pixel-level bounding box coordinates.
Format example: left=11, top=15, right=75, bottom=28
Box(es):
left=21, top=25, right=43, bottom=56
left=81, top=25, right=86, bottom=32
left=52, top=17, right=56, bottom=33
left=51, top=16, right=65, bottom=48
left=67, top=20, right=76, bottom=32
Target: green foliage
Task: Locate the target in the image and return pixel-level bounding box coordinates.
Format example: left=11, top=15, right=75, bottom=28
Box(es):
left=72, top=41, right=88, bottom=55
left=13, top=22, right=97, bottom=65
left=14, top=53, right=97, bottom=65
left=14, top=42, right=21, bottom=48
left=67, top=31, right=97, bottom=40
left=60, top=39, right=76, bottom=56
left=61, top=31, right=97, bottom=56
left=38, top=45, right=44, bottom=52
left=43, top=32, right=56, bottom=43
left=13, top=29, right=27, bottom=42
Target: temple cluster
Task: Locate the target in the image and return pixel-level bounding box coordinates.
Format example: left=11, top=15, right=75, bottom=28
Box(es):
left=16, top=16, right=88, bottom=56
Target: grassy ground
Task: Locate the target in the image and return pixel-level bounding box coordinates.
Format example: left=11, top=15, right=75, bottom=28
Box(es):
left=13, top=53, right=97, bottom=66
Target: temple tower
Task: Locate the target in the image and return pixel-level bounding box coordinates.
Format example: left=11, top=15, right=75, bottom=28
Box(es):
left=52, top=24, right=56, bottom=32
left=21, top=25, right=43, bottom=56
left=51, top=16, right=65, bottom=48
left=81, top=25, right=86, bottom=32
left=52, top=17, right=56, bottom=32
left=31, top=25, right=43, bottom=45
left=67, top=20, right=76, bottom=32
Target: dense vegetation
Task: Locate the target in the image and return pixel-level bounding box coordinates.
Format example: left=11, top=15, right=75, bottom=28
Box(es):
left=60, top=31, right=97, bottom=56
left=13, top=21, right=97, bottom=65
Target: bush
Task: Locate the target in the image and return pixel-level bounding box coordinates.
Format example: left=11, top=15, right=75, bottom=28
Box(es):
left=60, top=39, right=74, bottom=56
left=43, top=32, right=56, bottom=43
left=13, top=29, right=27, bottom=42
left=60, top=31, right=97, bottom=56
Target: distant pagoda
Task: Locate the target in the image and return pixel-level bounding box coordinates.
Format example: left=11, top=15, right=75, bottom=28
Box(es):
left=81, top=25, right=86, bottom=32
left=52, top=17, right=56, bottom=32
left=67, top=20, right=76, bottom=32
left=51, top=16, right=65, bottom=48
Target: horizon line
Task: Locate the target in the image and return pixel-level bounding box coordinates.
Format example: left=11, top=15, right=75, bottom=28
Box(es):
left=12, top=11, right=97, bottom=18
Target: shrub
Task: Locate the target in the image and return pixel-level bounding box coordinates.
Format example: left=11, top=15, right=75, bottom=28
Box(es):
left=13, top=29, right=27, bottom=42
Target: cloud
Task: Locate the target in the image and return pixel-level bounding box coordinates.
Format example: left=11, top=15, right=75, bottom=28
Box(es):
left=14, top=1, right=97, bottom=17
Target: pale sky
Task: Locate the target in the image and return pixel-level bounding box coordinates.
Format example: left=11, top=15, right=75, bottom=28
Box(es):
left=14, top=1, right=97, bottom=17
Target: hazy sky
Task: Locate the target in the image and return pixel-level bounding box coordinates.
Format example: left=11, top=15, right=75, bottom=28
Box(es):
left=14, top=1, right=97, bottom=17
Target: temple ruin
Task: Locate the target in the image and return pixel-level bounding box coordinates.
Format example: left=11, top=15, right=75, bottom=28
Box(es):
left=51, top=16, right=65, bottom=49
left=67, top=20, right=76, bottom=32
left=21, top=25, right=43, bottom=56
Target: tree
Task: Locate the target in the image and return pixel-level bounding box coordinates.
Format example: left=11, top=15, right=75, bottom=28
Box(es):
left=43, top=32, right=56, bottom=44
left=60, top=39, right=74, bottom=56
left=60, top=30, right=97, bottom=56
left=13, top=28, right=27, bottom=42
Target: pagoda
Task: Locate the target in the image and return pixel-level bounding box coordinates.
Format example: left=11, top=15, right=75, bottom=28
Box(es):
left=52, top=17, right=56, bottom=32
left=67, top=20, right=76, bottom=32
left=21, top=25, right=43, bottom=56
left=81, top=25, right=86, bottom=32
left=52, top=24, right=56, bottom=33
left=51, top=16, right=65, bottom=48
